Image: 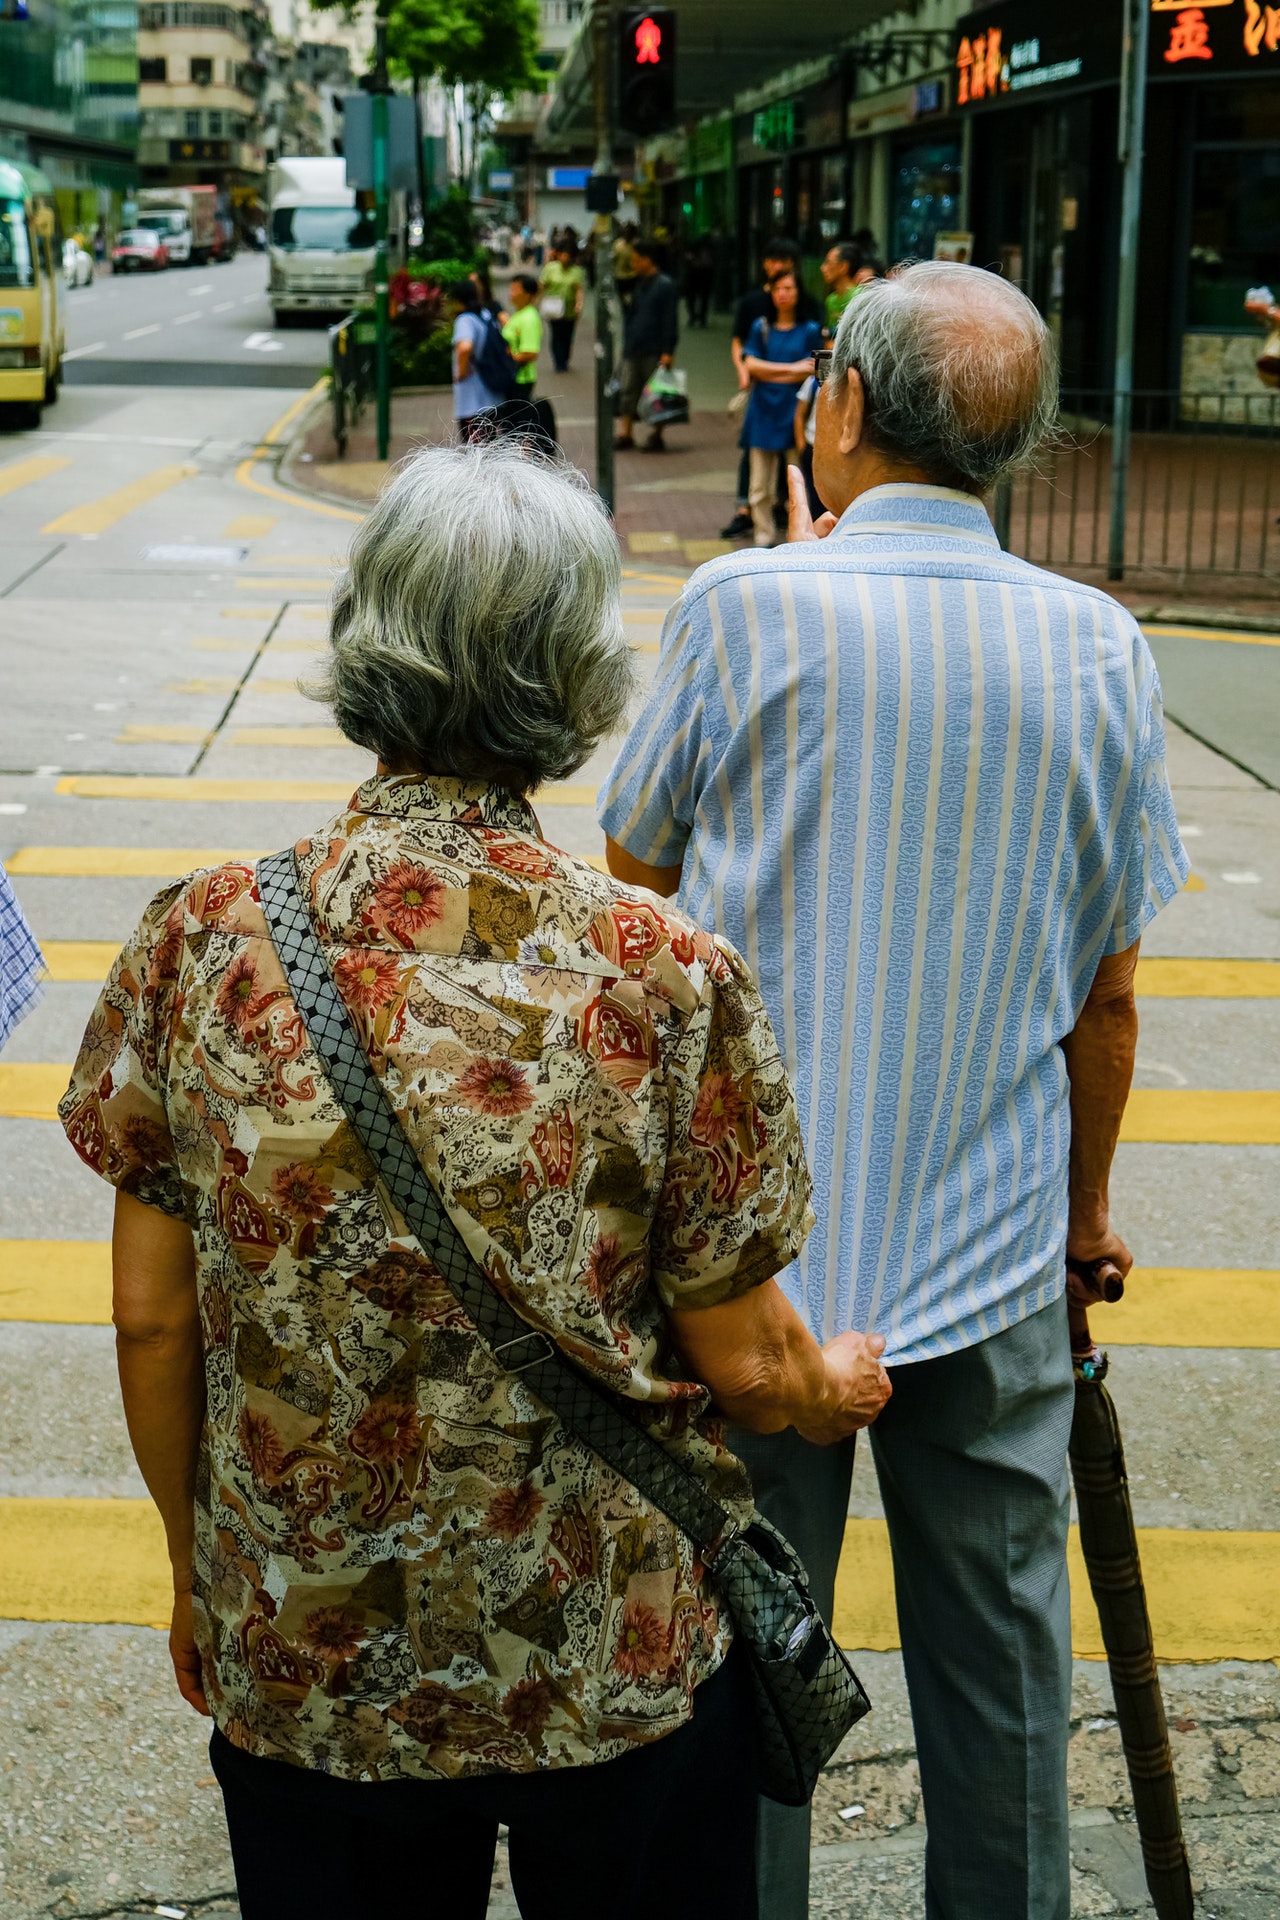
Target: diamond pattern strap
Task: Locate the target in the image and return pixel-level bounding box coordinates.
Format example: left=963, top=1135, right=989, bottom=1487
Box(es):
left=256, top=848, right=732, bottom=1554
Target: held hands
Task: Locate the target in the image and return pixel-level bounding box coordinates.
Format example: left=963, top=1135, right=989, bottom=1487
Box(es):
left=795, top=1330, right=892, bottom=1446
left=787, top=462, right=838, bottom=544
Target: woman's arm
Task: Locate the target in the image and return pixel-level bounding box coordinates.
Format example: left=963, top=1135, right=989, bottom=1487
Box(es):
left=670, top=1280, right=890, bottom=1445
left=455, top=336, right=474, bottom=379
left=113, top=1188, right=209, bottom=1714
left=743, top=355, right=815, bottom=383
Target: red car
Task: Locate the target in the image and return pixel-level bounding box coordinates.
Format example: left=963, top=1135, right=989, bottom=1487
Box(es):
left=111, top=229, right=170, bottom=273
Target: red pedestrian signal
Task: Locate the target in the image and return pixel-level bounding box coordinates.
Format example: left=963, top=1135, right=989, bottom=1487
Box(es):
left=618, top=7, right=677, bottom=135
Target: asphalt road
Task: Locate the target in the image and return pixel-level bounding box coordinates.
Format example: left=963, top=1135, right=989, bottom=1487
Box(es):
left=60, top=251, right=331, bottom=386
left=1, top=370, right=1279, bottom=1917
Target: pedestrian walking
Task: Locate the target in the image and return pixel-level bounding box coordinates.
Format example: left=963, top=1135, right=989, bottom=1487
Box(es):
left=820, top=241, right=864, bottom=334
left=0, top=863, right=43, bottom=1051
left=722, top=241, right=824, bottom=540
left=740, top=270, right=822, bottom=547
left=58, top=443, right=889, bottom=1920
left=501, top=273, right=542, bottom=397
left=601, top=260, right=1189, bottom=1920
left=448, top=278, right=504, bottom=442
left=538, top=242, right=585, bottom=371
left=614, top=237, right=679, bottom=452
left=683, top=233, right=716, bottom=327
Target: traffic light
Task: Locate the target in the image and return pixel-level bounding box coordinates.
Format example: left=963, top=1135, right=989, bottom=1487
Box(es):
left=617, top=9, right=677, bottom=137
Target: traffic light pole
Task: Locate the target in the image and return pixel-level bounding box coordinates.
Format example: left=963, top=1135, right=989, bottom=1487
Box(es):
left=591, top=0, right=616, bottom=517
left=372, top=11, right=392, bottom=463
left=1107, top=0, right=1149, bottom=580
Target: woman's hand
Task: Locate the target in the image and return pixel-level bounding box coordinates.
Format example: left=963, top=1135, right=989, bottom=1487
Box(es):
left=170, top=1583, right=211, bottom=1716
left=793, top=1330, right=892, bottom=1446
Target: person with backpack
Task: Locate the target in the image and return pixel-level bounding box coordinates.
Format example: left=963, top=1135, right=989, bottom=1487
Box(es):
left=449, top=279, right=515, bottom=442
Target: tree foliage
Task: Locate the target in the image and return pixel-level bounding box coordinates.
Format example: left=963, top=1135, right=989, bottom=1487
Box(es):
left=307, top=0, right=542, bottom=98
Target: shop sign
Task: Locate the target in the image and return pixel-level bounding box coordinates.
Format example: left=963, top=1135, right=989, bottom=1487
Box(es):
left=688, top=116, right=733, bottom=173
left=751, top=99, right=805, bottom=151
left=1151, top=0, right=1280, bottom=69
left=168, top=139, right=230, bottom=162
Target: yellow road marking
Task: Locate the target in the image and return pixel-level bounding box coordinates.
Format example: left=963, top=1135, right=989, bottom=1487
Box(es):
left=234, top=380, right=364, bottom=525
left=264, top=638, right=326, bottom=652
left=621, top=568, right=686, bottom=586
left=39, top=941, right=120, bottom=981
left=42, top=463, right=198, bottom=536
left=833, top=1520, right=1280, bottom=1662
left=1136, top=958, right=1280, bottom=997
left=0, top=454, right=73, bottom=497
left=633, top=641, right=660, bottom=655
left=1120, top=1090, right=1280, bottom=1144
left=1143, top=623, right=1280, bottom=648
left=1106, top=1268, right=1280, bottom=1347
left=0, top=1242, right=112, bottom=1323
left=0, top=1065, right=69, bottom=1121
left=56, top=776, right=353, bottom=803
left=223, top=515, right=276, bottom=538
left=7, top=847, right=267, bottom=876
left=622, top=609, right=667, bottom=623
left=164, top=678, right=301, bottom=696
left=114, top=724, right=209, bottom=745
left=234, top=578, right=330, bottom=593
left=628, top=532, right=680, bottom=553
left=1184, top=874, right=1206, bottom=893
left=0, top=1499, right=171, bottom=1628
left=231, top=727, right=346, bottom=747
left=290, top=609, right=329, bottom=621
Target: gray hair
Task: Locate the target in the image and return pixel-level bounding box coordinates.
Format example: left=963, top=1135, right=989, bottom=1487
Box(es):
left=317, top=443, right=634, bottom=790
left=830, top=260, right=1058, bottom=492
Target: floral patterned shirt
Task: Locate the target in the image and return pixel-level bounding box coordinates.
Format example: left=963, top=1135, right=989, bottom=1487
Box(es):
left=61, top=775, right=812, bottom=1782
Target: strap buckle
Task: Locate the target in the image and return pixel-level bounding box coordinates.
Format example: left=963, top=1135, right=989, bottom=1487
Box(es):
left=492, top=1329, right=556, bottom=1374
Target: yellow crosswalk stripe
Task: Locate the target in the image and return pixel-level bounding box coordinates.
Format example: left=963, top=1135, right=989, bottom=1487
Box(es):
left=234, top=578, right=330, bottom=592
left=1135, top=958, right=1280, bottom=997
left=223, top=515, right=276, bottom=538
left=622, top=610, right=667, bottom=622
left=0, top=1496, right=1273, bottom=1656
left=39, top=942, right=120, bottom=981
left=1120, top=1090, right=1280, bottom=1144
left=165, top=677, right=302, bottom=696
left=833, top=1520, right=1280, bottom=1662
left=7, top=846, right=267, bottom=876
left=1143, top=622, right=1280, bottom=648
left=41, top=463, right=199, bottom=536
left=0, top=453, right=73, bottom=497
left=0, top=1241, right=112, bottom=1322
left=1106, top=1268, right=1280, bottom=1347
left=114, top=724, right=209, bottom=745
left=230, top=727, right=347, bottom=746
left=52, top=775, right=598, bottom=805
left=1183, top=873, right=1206, bottom=892
left=0, top=1065, right=68, bottom=1121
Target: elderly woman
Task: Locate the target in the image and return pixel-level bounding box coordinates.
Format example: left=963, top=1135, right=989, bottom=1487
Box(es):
left=60, top=445, right=888, bottom=1920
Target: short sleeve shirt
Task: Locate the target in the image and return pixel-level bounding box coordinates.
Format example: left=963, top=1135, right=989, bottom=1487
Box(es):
left=501, top=303, right=542, bottom=384
left=60, top=775, right=812, bottom=1782
left=743, top=317, right=823, bottom=450
left=451, top=310, right=501, bottom=419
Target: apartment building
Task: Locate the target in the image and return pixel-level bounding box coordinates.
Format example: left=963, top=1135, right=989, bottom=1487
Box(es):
left=136, top=0, right=269, bottom=199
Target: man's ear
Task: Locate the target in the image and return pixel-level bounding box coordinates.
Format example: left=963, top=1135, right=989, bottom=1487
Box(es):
left=834, top=368, right=866, bottom=457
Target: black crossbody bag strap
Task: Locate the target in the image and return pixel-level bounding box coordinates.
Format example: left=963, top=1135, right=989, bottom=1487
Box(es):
left=257, top=848, right=733, bottom=1557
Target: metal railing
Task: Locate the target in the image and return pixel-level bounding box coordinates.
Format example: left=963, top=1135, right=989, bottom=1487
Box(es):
left=328, top=312, right=376, bottom=459
left=1001, top=389, right=1280, bottom=586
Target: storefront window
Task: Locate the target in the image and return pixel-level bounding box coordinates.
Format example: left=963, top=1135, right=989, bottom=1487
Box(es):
left=819, top=152, right=847, bottom=242
left=1187, top=146, right=1280, bottom=329
left=890, top=139, right=961, bottom=263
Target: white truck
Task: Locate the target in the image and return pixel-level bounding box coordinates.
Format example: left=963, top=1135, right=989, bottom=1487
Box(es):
left=136, top=186, right=218, bottom=266
left=268, top=156, right=382, bottom=325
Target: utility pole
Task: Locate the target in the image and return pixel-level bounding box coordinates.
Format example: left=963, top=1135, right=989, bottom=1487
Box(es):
left=371, top=9, right=392, bottom=462
left=590, top=0, right=617, bottom=516
left=1107, top=0, right=1150, bottom=580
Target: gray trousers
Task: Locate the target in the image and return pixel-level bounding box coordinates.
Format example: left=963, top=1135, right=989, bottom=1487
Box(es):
left=730, top=1294, right=1074, bottom=1920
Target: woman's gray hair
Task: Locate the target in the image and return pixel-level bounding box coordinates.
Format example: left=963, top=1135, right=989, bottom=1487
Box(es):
left=830, top=260, right=1058, bottom=492
left=317, top=443, right=634, bottom=790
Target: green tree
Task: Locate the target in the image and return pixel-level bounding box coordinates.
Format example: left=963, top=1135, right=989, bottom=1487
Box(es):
left=307, top=0, right=541, bottom=98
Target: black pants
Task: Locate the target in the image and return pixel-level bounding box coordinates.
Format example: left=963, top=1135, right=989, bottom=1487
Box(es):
left=548, top=315, right=576, bottom=370
left=210, top=1649, right=758, bottom=1920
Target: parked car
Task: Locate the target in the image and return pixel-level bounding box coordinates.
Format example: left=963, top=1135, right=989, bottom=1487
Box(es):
left=62, top=239, right=94, bottom=287
left=111, top=229, right=169, bottom=274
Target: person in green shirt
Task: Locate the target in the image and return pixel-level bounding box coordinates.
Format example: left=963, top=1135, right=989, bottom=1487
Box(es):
left=821, top=243, right=863, bottom=335
left=501, top=275, right=542, bottom=393
left=539, top=245, right=586, bottom=371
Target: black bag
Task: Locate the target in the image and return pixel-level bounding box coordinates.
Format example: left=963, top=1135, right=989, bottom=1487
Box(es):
left=471, top=310, right=519, bottom=400
left=534, top=396, right=558, bottom=447
left=256, top=848, right=871, bottom=1806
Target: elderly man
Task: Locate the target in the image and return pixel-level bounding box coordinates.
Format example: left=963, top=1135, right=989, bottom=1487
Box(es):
left=600, top=262, right=1187, bottom=1919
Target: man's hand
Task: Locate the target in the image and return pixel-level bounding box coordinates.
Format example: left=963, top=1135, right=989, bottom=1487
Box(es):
left=793, top=1330, right=892, bottom=1446
left=788, top=462, right=837, bottom=543
left=170, top=1583, right=210, bottom=1716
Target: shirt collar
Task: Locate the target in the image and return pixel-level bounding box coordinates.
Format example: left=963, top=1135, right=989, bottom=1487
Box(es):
left=350, top=772, right=541, bottom=837
left=829, top=483, right=1001, bottom=549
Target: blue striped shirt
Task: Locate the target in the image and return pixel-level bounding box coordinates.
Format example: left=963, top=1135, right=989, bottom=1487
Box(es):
left=600, top=485, right=1187, bottom=1362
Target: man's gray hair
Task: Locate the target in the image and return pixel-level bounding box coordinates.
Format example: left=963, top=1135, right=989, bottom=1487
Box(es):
left=830, top=260, right=1058, bottom=492
left=318, top=443, right=634, bottom=790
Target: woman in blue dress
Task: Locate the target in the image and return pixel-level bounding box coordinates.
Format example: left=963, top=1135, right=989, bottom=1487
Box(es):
left=741, top=270, right=823, bottom=547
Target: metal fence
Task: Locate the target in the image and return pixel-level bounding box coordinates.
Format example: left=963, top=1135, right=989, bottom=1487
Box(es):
left=329, top=312, right=376, bottom=459
left=1001, top=389, right=1280, bottom=586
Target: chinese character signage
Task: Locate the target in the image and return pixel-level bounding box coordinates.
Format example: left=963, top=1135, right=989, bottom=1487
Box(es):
left=955, top=0, right=1280, bottom=107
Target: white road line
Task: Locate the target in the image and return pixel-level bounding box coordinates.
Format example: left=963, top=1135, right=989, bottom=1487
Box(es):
left=123, top=324, right=160, bottom=340
left=212, top=301, right=234, bottom=313
left=240, top=294, right=258, bottom=304
left=62, top=342, right=106, bottom=360
left=172, top=313, right=200, bottom=325
left=189, top=284, right=214, bottom=295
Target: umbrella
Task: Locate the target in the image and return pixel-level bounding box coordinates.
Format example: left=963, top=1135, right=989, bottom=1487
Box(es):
left=1067, top=1255, right=1195, bottom=1919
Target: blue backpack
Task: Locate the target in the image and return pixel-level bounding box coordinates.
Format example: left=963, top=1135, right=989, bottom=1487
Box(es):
left=471, top=310, right=519, bottom=401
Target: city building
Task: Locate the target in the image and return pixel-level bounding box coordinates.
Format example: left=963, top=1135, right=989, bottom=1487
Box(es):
left=0, top=0, right=140, bottom=243
left=136, top=0, right=270, bottom=222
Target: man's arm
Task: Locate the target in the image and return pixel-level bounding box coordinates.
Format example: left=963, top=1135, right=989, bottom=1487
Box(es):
left=606, top=835, right=682, bottom=898
left=1060, top=941, right=1140, bottom=1272
left=113, top=1188, right=209, bottom=1714
left=456, top=338, right=474, bottom=379
left=669, top=1279, right=890, bottom=1445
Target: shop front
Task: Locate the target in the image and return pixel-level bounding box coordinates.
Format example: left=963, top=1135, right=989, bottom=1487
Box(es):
left=733, top=66, right=847, bottom=292
left=954, top=0, right=1280, bottom=397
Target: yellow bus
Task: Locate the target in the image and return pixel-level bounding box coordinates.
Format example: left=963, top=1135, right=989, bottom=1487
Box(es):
left=0, top=160, right=65, bottom=429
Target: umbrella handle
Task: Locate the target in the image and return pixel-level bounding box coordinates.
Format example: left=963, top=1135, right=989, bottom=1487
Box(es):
left=1066, top=1255, right=1126, bottom=1373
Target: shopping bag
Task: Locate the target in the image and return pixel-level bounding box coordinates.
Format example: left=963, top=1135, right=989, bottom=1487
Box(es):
left=637, top=365, right=689, bottom=428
